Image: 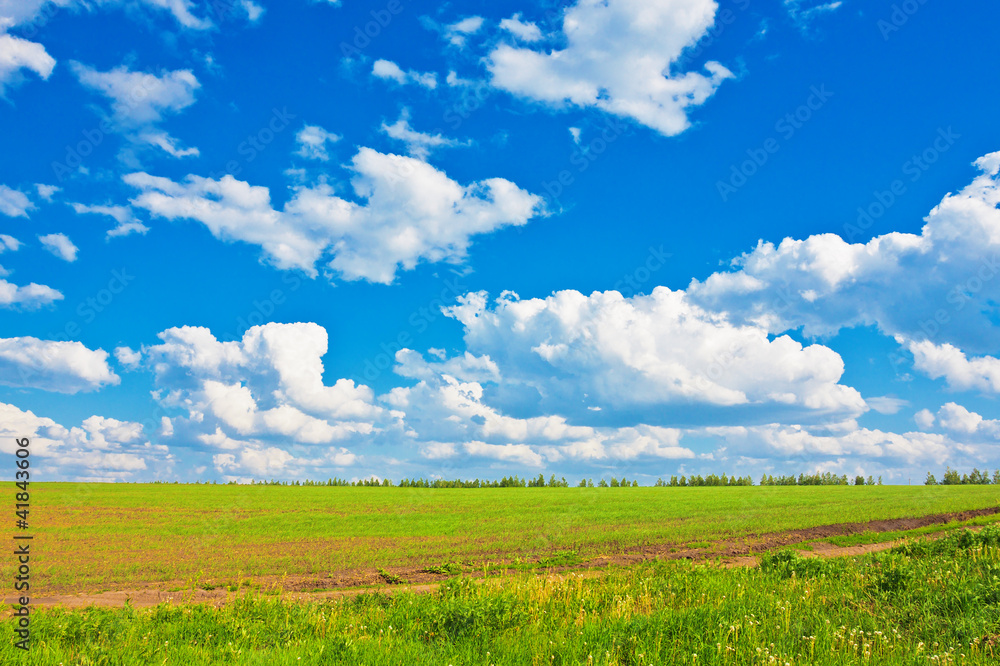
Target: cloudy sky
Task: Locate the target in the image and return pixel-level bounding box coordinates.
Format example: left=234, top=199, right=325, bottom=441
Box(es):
left=1, top=0, right=999, bottom=483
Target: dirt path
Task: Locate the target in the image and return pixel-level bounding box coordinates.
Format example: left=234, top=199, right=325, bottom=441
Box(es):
left=9, top=506, right=996, bottom=609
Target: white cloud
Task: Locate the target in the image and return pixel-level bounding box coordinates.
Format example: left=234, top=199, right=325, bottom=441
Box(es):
left=294, top=124, right=341, bottom=161
left=0, top=185, right=33, bottom=217
left=442, top=288, right=866, bottom=427
left=72, top=62, right=201, bottom=158
left=380, top=109, right=463, bottom=159
left=0, top=337, right=119, bottom=393
left=384, top=345, right=973, bottom=472
left=139, top=130, right=200, bottom=158
left=867, top=395, right=909, bottom=415
left=0, top=234, right=20, bottom=252
left=0, top=33, right=55, bottom=96
left=716, top=422, right=957, bottom=466
left=125, top=0, right=212, bottom=30
left=70, top=202, right=149, bottom=238
left=0, top=402, right=162, bottom=479
left=935, top=402, right=1000, bottom=439
left=688, top=151, right=1000, bottom=355
left=0, top=278, right=63, bottom=308
left=35, top=184, right=60, bottom=201
left=463, top=440, right=544, bottom=467
left=914, top=408, right=935, bottom=430
left=125, top=146, right=543, bottom=284
left=72, top=62, right=199, bottom=124
left=499, top=14, right=542, bottom=42
left=140, top=322, right=389, bottom=443
left=38, top=233, right=78, bottom=262
left=240, top=0, right=264, bottom=22
left=488, top=0, right=733, bottom=136
left=906, top=340, right=1000, bottom=393
left=784, top=0, right=843, bottom=26
left=441, top=16, right=484, bottom=48
left=118, top=322, right=383, bottom=478
left=372, top=59, right=437, bottom=89
left=2, top=0, right=265, bottom=35
left=114, top=346, right=142, bottom=368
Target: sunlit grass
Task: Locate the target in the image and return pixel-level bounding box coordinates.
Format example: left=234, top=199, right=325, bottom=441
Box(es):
left=7, top=483, right=999, bottom=592
left=4, top=525, right=999, bottom=664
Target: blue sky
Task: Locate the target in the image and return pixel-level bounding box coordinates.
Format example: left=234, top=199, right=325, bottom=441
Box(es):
left=2, top=0, right=999, bottom=484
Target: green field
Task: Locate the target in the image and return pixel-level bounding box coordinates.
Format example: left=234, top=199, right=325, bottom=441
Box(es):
left=4, top=525, right=1000, bottom=664
left=8, top=483, right=1000, bottom=593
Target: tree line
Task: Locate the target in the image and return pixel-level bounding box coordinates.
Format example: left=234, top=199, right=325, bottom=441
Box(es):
left=925, top=467, right=1000, bottom=485
left=161, top=467, right=999, bottom=487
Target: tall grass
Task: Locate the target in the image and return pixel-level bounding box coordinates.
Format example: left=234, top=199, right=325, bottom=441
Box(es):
left=4, top=526, right=999, bottom=664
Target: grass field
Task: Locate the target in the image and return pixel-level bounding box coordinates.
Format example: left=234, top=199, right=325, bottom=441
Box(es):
left=7, top=483, right=1000, bottom=593
left=3, top=525, right=999, bottom=664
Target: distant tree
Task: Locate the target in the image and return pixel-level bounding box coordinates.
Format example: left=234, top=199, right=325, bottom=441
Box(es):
left=578, top=478, right=588, bottom=488
left=854, top=475, right=865, bottom=486
left=942, top=467, right=961, bottom=485
left=610, top=477, right=620, bottom=487
left=994, top=469, right=1000, bottom=485
left=925, top=473, right=937, bottom=485
left=598, top=479, right=609, bottom=488
left=632, top=480, right=639, bottom=487
left=587, top=479, right=594, bottom=488
left=866, top=475, right=875, bottom=486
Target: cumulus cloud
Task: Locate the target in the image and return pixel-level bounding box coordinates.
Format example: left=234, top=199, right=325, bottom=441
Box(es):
left=35, top=183, right=60, bottom=201
left=124, top=146, right=543, bottom=284
left=38, top=233, right=79, bottom=262
left=372, top=59, right=437, bottom=89
left=70, top=202, right=149, bottom=238
left=0, top=185, right=33, bottom=217
left=442, top=288, right=866, bottom=427
left=0, top=278, right=62, bottom=308
left=294, top=124, right=341, bottom=161
left=905, top=340, right=1000, bottom=394
left=72, top=61, right=201, bottom=159
left=0, top=33, right=56, bottom=96
left=115, top=322, right=397, bottom=478
left=136, top=323, right=388, bottom=460
left=715, top=422, right=959, bottom=467
left=380, top=109, right=464, bottom=159
left=488, top=0, right=733, bottom=136
left=386, top=350, right=697, bottom=466
left=443, top=16, right=484, bottom=47
left=0, top=337, right=119, bottom=393
left=499, top=14, right=542, bottom=42
left=385, top=344, right=970, bottom=474
left=914, top=408, right=935, bottom=430
left=688, top=151, right=1000, bottom=357
left=114, top=346, right=142, bottom=368
left=0, top=402, right=163, bottom=480
left=934, top=402, right=1000, bottom=439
